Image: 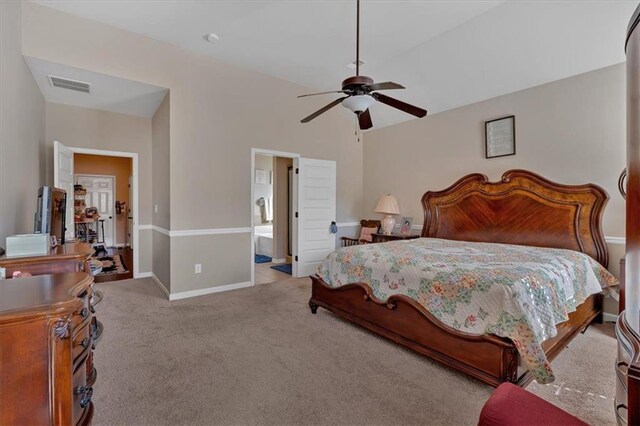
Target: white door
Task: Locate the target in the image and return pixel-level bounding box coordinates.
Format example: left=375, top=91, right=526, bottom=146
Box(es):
left=293, top=158, right=336, bottom=277
left=76, top=175, right=115, bottom=247
left=53, top=141, right=75, bottom=242
left=127, top=175, right=133, bottom=248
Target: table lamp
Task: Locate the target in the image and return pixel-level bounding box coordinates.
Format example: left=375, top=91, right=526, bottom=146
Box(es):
left=375, top=194, right=400, bottom=235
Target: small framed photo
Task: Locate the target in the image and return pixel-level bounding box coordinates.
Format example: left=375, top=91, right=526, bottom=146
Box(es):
left=485, top=115, right=515, bottom=159
left=399, top=217, right=413, bottom=235
left=255, top=169, right=267, bottom=184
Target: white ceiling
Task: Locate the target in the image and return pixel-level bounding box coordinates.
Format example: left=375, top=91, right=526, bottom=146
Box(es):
left=33, top=1, right=637, bottom=129
left=25, top=56, right=168, bottom=118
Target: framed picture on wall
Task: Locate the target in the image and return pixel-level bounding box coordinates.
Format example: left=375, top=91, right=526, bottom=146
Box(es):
left=485, top=115, right=515, bottom=159
left=255, top=169, right=267, bottom=184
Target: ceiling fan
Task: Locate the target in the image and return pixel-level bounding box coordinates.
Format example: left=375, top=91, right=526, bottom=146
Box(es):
left=298, top=0, right=427, bottom=130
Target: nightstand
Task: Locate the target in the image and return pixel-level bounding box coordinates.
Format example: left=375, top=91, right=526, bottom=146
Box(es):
left=371, top=233, right=420, bottom=243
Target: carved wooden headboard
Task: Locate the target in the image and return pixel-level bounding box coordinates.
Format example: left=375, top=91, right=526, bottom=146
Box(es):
left=421, top=169, right=609, bottom=267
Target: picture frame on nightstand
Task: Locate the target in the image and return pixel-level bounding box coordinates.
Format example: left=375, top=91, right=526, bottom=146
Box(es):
left=399, top=217, right=413, bottom=235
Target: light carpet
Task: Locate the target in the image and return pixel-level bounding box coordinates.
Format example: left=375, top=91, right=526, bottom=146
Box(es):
left=93, top=277, right=616, bottom=425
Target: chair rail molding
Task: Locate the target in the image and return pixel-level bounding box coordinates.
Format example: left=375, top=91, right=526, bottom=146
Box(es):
left=138, top=225, right=251, bottom=237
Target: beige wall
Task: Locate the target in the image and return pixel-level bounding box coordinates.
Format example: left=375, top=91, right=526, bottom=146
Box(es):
left=171, top=233, right=251, bottom=292
left=23, top=3, right=363, bottom=294
left=152, top=93, right=170, bottom=230
left=151, top=93, right=170, bottom=291
left=138, top=228, right=152, bottom=274
left=153, top=231, right=171, bottom=291
left=0, top=1, right=46, bottom=244
left=74, top=153, right=132, bottom=245
left=364, top=64, right=625, bottom=238
left=363, top=64, right=626, bottom=316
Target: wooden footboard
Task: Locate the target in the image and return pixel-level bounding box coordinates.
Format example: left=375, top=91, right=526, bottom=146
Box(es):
left=309, top=275, right=601, bottom=387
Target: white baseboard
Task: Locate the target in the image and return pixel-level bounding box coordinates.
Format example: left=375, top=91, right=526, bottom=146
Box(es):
left=271, top=258, right=287, bottom=264
left=113, top=243, right=129, bottom=248
left=168, top=281, right=252, bottom=301
left=602, top=312, right=618, bottom=323
left=137, top=272, right=251, bottom=301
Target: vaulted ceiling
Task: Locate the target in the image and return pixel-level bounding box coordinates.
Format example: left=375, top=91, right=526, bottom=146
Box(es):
left=34, top=0, right=636, bottom=129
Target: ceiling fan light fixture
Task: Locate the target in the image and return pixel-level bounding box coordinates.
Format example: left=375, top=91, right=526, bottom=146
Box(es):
left=342, top=94, right=375, bottom=113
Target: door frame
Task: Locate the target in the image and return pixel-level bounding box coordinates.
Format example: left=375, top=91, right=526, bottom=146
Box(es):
left=63, top=144, right=141, bottom=279
left=250, top=148, right=300, bottom=286
left=75, top=173, right=117, bottom=248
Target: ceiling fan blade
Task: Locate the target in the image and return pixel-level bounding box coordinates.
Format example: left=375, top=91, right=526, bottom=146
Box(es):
left=372, top=93, right=427, bottom=118
left=301, top=96, right=349, bottom=123
left=364, top=81, right=405, bottom=91
left=358, top=109, right=373, bottom=130
left=298, top=90, right=345, bottom=98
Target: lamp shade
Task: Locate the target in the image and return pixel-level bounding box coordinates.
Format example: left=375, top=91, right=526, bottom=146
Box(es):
left=342, top=95, right=376, bottom=113
left=374, top=194, right=400, bottom=215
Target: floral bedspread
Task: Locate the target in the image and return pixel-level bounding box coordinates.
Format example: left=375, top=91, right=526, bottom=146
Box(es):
left=317, top=238, right=618, bottom=383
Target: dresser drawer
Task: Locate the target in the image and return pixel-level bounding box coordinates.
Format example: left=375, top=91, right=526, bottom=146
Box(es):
left=72, top=294, right=92, bottom=329
left=73, top=354, right=93, bottom=426
left=72, top=322, right=92, bottom=362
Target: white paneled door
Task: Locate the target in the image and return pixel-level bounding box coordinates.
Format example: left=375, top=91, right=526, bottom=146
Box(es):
left=53, top=141, right=75, bottom=242
left=293, top=158, right=336, bottom=277
left=76, top=175, right=115, bottom=247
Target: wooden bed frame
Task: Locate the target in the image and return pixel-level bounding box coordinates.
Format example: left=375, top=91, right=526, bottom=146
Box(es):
left=309, top=169, right=609, bottom=387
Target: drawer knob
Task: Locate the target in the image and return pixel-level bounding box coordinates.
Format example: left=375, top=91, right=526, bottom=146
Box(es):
left=80, top=308, right=89, bottom=318
left=74, top=386, right=93, bottom=408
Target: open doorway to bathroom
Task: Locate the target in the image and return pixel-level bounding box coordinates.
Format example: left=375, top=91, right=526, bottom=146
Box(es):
left=253, top=152, right=295, bottom=285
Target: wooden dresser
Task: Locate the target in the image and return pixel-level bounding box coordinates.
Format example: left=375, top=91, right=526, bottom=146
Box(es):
left=0, top=242, right=93, bottom=277
left=0, top=273, right=97, bottom=425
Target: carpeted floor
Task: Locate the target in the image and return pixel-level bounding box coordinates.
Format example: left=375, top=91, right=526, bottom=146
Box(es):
left=93, top=277, right=617, bottom=425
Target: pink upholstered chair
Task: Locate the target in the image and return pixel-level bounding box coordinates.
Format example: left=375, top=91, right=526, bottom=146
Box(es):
left=340, top=219, right=381, bottom=247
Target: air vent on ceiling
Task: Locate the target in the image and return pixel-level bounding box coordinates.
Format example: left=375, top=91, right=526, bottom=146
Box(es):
left=48, top=75, right=91, bottom=94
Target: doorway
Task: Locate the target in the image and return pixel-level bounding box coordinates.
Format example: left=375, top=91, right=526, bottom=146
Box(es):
left=250, top=148, right=337, bottom=286
left=54, top=141, right=141, bottom=280
left=74, top=154, right=133, bottom=282
left=253, top=153, right=294, bottom=285
left=75, top=174, right=116, bottom=247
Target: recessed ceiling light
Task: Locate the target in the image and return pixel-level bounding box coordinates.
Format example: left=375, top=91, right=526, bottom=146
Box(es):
left=203, top=33, right=220, bottom=43
left=346, top=59, right=365, bottom=69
